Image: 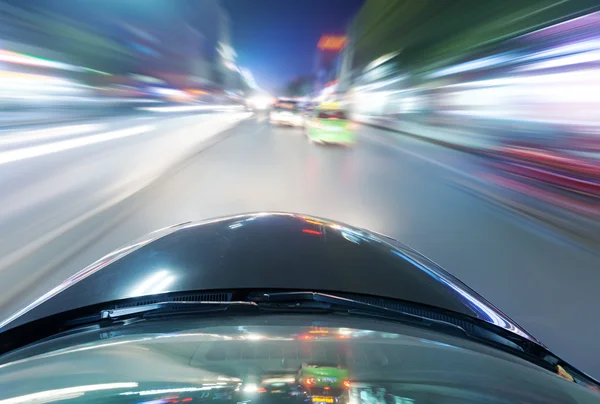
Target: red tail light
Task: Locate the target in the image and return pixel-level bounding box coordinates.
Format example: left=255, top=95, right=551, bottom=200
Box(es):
left=343, top=380, right=351, bottom=388
left=305, top=378, right=315, bottom=385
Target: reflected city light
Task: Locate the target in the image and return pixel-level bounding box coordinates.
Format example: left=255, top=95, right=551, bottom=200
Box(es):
left=130, top=270, right=175, bottom=296
left=0, top=383, right=138, bottom=404
left=244, top=333, right=264, bottom=340
left=242, top=384, right=259, bottom=393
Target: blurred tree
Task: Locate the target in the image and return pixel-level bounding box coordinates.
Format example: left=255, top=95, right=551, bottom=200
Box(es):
left=32, top=8, right=134, bottom=74
left=349, top=0, right=600, bottom=74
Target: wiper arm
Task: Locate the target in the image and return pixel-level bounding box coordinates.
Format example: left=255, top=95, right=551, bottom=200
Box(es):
left=249, top=291, right=465, bottom=333
left=102, top=301, right=259, bottom=319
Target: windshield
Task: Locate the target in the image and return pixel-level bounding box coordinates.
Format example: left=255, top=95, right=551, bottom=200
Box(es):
left=0, top=0, right=599, bottom=397
left=317, top=110, right=348, bottom=120
left=1, top=317, right=599, bottom=404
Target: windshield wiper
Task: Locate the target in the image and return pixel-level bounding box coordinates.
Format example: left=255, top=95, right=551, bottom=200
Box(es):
left=248, top=291, right=466, bottom=334
left=68, top=292, right=464, bottom=336
left=66, top=301, right=260, bottom=326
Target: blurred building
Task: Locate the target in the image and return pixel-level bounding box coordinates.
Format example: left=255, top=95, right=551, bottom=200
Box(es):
left=0, top=0, right=246, bottom=99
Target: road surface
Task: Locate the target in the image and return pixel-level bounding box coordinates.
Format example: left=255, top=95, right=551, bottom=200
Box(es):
left=0, top=110, right=598, bottom=378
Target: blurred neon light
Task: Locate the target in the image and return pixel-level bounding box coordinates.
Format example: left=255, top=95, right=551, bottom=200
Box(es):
left=304, top=219, right=324, bottom=225
left=0, top=125, right=154, bottom=165
left=302, top=229, right=322, bottom=235
left=317, top=35, right=346, bottom=51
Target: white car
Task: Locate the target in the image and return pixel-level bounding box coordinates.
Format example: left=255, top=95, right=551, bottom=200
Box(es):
left=270, top=101, right=303, bottom=127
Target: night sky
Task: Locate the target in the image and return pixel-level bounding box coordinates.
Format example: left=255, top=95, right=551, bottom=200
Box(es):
left=222, top=0, right=364, bottom=94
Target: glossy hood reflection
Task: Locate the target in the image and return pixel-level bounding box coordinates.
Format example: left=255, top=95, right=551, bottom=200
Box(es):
left=3, top=213, right=531, bottom=343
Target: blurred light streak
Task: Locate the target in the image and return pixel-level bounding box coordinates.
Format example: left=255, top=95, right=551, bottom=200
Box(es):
left=138, top=105, right=245, bottom=113
left=365, top=51, right=400, bottom=71
left=426, top=55, right=511, bottom=78
left=0, top=383, right=138, bottom=404
left=517, top=50, right=600, bottom=70
left=519, top=39, right=600, bottom=61
left=0, top=125, right=154, bottom=165
left=122, top=387, right=226, bottom=396
left=0, top=49, right=79, bottom=71
left=0, top=124, right=103, bottom=146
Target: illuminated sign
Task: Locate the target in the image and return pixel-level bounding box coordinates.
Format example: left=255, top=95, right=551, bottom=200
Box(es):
left=317, top=36, right=346, bottom=51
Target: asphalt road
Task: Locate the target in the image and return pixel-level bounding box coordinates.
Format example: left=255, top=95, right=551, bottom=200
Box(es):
left=0, top=111, right=599, bottom=378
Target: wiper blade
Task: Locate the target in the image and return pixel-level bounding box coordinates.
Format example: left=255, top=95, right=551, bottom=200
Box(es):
left=101, top=301, right=258, bottom=320
left=249, top=291, right=465, bottom=333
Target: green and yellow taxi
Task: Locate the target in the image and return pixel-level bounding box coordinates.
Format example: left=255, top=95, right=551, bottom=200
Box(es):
left=305, top=103, right=356, bottom=146
left=297, top=362, right=350, bottom=404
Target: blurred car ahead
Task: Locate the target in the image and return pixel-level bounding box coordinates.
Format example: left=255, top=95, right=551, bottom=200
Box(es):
left=306, top=104, right=356, bottom=145
left=270, top=100, right=303, bottom=127
left=297, top=362, right=350, bottom=404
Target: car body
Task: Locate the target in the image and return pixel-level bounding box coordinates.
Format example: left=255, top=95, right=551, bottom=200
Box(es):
left=306, top=104, right=356, bottom=145
left=1, top=213, right=599, bottom=403
left=270, top=100, right=303, bottom=127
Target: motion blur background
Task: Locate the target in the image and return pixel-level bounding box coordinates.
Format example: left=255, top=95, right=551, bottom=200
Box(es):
left=1, top=0, right=599, bottom=379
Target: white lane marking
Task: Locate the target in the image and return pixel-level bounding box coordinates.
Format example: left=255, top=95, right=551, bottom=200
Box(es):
left=362, top=128, right=484, bottom=183
left=0, top=125, right=154, bottom=165
left=0, top=124, right=104, bottom=146
left=137, top=105, right=245, bottom=113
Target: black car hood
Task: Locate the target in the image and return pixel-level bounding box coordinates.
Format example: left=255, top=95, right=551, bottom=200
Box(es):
left=0, top=212, right=534, bottom=341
